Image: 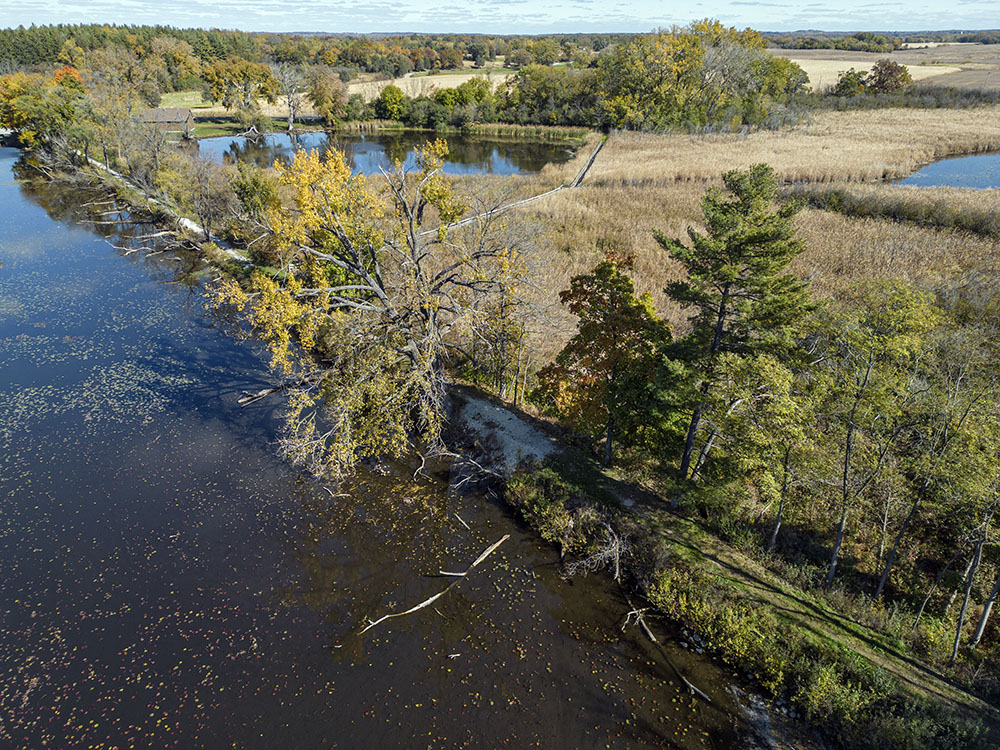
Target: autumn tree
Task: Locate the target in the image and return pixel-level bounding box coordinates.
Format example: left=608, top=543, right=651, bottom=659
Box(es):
left=150, top=36, right=200, bottom=91
left=703, top=352, right=822, bottom=549
left=873, top=325, right=997, bottom=599
left=816, top=281, right=939, bottom=585
left=85, top=46, right=161, bottom=113
left=865, top=59, right=912, bottom=93
left=271, top=62, right=305, bottom=131
left=213, top=141, right=532, bottom=479
left=203, top=57, right=278, bottom=127
left=532, top=251, right=670, bottom=466
left=374, top=84, right=406, bottom=120
left=0, top=69, right=89, bottom=153
left=655, top=163, right=813, bottom=483
left=830, top=68, right=867, bottom=96
left=306, top=65, right=347, bottom=125
left=158, top=153, right=235, bottom=241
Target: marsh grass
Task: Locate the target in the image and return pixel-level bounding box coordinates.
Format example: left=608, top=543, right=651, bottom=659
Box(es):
left=510, top=180, right=1000, bottom=360
left=787, top=183, right=1000, bottom=238
left=586, top=106, right=1000, bottom=185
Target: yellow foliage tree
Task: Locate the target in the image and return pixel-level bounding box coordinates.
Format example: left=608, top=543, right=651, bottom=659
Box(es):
left=214, top=140, right=531, bottom=479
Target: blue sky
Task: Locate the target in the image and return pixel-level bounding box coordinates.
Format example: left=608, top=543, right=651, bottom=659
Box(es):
left=1, top=0, right=997, bottom=34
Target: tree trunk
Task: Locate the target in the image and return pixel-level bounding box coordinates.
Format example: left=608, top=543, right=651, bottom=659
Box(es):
left=875, top=482, right=926, bottom=600
left=877, top=491, right=892, bottom=566
left=949, top=539, right=983, bottom=666
left=512, top=344, right=523, bottom=405
left=945, top=556, right=975, bottom=616
left=679, top=404, right=704, bottom=480
left=603, top=415, right=614, bottom=467
left=827, top=423, right=856, bottom=585
left=691, top=428, right=718, bottom=480
left=913, top=547, right=963, bottom=631
left=680, top=283, right=730, bottom=480
left=969, top=565, right=1000, bottom=649
left=827, top=502, right=849, bottom=585
left=768, top=447, right=792, bottom=554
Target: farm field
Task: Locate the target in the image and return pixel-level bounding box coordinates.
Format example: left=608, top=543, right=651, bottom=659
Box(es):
left=770, top=42, right=1000, bottom=90
left=346, top=69, right=512, bottom=100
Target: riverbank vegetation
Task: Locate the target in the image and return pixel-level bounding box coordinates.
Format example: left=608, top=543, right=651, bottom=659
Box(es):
left=4, top=18, right=1000, bottom=749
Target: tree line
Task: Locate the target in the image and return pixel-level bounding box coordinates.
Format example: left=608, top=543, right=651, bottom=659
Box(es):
left=0, top=24, right=626, bottom=78
left=531, top=165, right=1000, bottom=676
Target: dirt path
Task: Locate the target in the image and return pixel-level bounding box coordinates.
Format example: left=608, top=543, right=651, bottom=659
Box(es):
left=637, top=506, right=1000, bottom=727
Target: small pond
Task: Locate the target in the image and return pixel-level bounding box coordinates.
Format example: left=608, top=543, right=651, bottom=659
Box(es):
left=195, top=131, right=579, bottom=175
left=897, top=151, right=1000, bottom=188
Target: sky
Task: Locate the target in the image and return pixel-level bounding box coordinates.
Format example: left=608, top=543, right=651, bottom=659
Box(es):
left=0, top=0, right=997, bottom=35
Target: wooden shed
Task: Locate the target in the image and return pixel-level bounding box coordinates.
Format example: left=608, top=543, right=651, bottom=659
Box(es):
left=143, top=107, right=195, bottom=136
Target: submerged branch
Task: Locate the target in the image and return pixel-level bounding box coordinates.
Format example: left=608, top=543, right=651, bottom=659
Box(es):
left=359, top=535, right=509, bottom=634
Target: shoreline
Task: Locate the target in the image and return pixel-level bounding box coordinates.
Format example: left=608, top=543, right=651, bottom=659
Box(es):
left=448, top=385, right=1000, bottom=750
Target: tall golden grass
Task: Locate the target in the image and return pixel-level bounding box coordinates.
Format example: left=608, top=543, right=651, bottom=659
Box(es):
left=586, top=106, right=1000, bottom=184
left=512, top=180, right=1000, bottom=361
left=787, top=182, right=1000, bottom=237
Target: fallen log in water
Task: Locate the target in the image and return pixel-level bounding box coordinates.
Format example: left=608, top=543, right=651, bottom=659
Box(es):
left=359, top=535, right=510, bottom=634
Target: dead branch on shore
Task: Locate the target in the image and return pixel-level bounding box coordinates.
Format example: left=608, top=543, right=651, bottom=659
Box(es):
left=621, top=593, right=712, bottom=704
left=359, top=535, right=509, bottom=634
left=237, top=377, right=318, bottom=406
left=563, top=523, right=628, bottom=583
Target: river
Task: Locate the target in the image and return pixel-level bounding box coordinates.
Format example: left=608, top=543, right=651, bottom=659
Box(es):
left=0, top=147, right=766, bottom=748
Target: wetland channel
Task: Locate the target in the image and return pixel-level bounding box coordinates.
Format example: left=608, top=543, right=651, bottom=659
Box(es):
left=0, top=146, right=771, bottom=748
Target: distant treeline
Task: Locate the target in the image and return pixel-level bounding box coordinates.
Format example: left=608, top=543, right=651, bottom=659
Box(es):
left=766, top=29, right=1000, bottom=50
left=765, top=32, right=902, bottom=53
left=0, top=24, right=631, bottom=77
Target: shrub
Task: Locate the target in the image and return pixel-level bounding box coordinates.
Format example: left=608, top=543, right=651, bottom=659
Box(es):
left=505, top=464, right=602, bottom=556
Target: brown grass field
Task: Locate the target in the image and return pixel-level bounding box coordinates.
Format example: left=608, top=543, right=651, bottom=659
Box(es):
left=498, top=105, right=1000, bottom=359
left=347, top=70, right=510, bottom=101
left=584, top=106, right=1000, bottom=185
left=770, top=42, right=1000, bottom=91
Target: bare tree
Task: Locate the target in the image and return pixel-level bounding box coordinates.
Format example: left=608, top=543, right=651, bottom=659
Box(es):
left=271, top=62, right=306, bottom=132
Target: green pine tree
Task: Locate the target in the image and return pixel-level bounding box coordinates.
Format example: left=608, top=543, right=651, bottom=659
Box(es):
left=655, top=163, right=814, bottom=482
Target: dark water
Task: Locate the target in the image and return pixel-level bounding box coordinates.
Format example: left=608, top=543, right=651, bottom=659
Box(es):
left=0, top=147, right=759, bottom=748
left=195, top=131, right=577, bottom=175
left=897, top=151, right=1000, bottom=188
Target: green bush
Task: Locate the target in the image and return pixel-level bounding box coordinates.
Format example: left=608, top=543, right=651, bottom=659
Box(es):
left=505, top=464, right=602, bottom=556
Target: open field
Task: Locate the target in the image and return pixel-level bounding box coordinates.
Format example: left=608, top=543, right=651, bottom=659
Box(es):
left=347, top=70, right=511, bottom=101
left=583, top=106, right=1000, bottom=184
left=770, top=52, right=960, bottom=91
left=770, top=43, right=1000, bottom=91
left=161, top=68, right=512, bottom=121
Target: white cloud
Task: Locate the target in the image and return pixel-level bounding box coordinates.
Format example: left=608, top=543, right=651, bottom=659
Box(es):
left=0, top=0, right=996, bottom=33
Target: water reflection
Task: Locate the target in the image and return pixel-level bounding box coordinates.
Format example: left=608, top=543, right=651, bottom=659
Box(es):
left=0, top=147, right=759, bottom=749
left=195, top=131, right=578, bottom=175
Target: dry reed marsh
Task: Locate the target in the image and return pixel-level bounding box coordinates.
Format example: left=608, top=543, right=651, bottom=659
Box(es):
left=586, top=106, right=1000, bottom=185
left=513, top=180, right=1000, bottom=360
left=788, top=182, right=1000, bottom=238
